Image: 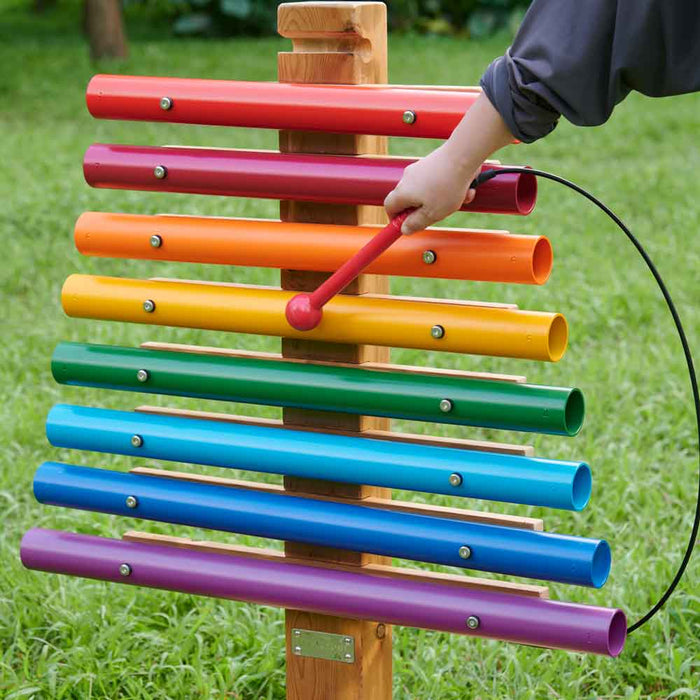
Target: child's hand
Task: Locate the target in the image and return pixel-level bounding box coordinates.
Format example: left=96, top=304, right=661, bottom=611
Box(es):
left=384, top=143, right=480, bottom=235
left=384, top=93, right=514, bottom=235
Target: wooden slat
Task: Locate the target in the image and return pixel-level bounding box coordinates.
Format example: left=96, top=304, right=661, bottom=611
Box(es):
left=140, top=341, right=528, bottom=384
left=145, top=278, right=519, bottom=310
left=134, top=405, right=535, bottom=457
left=128, top=467, right=544, bottom=532
left=122, top=530, right=549, bottom=599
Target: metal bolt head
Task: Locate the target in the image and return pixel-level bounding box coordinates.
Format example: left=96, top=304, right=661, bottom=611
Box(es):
left=150, top=234, right=163, bottom=248
left=119, top=563, right=132, bottom=577
left=293, top=646, right=302, bottom=654
left=153, top=165, right=167, bottom=179
left=344, top=653, right=353, bottom=661
left=430, top=324, right=445, bottom=339
left=159, top=96, right=173, bottom=111
left=458, top=545, right=472, bottom=560
left=402, top=109, right=416, bottom=125
left=136, top=369, right=149, bottom=383
left=125, top=495, right=138, bottom=509
left=293, top=629, right=301, bottom=637
left=422, top=250, right=436, bottom=265
left=466, top=615, right=480, bottom=630
left=439, top=399, right=453, bottom=413
left=449, top=472, right=463, bottom=487
left=143, top=299, right=156, bottom=313
left=344, top=637, right=352, bottom=645
left=130, top=434, right=143, bottom=448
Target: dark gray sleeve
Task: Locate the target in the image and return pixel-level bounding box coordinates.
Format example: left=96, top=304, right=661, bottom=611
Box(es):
left=480, top=0, right=700, bottom=143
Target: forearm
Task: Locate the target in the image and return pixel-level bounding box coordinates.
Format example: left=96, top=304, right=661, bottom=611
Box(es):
left=442, top=92, right=514, bottom=184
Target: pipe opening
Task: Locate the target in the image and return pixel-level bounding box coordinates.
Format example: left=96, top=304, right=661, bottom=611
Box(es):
left=591, top=540, right=612, bottom=588
left=571, top=463, right=592, bottom=511
left=607, top=610, right=627, bottom=657
left=531, top=237, right=553, bottom=284
left=515, top=171, right=538, bottom=215
left=547, top=315, right=568, bottom=362
left=564, top=388, right=585, bottom=435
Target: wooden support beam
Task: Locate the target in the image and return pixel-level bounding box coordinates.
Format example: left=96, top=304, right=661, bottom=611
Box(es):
left=140, top=341, right=528, bottom=384
left=135, top=404, right=536, bottom=457
left=128, top=467, right=545, bottom=532
left=122, top=531, right=549, bottom=599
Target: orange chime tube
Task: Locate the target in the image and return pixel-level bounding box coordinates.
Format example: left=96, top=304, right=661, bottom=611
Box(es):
left=86, top=75, right=481, bottom=139
left=74, top=213, right=554, bottom=285
left=61, top=275, right=568, bottom=361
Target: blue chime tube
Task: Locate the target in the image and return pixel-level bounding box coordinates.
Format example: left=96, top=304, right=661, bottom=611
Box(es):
left=33, top=461, right=611, bottom=587
left=46, top=404, right=592, bottom=511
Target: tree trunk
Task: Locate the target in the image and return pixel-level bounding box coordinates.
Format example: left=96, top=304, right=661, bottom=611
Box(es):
left=85, top=0, right=128, bottom=60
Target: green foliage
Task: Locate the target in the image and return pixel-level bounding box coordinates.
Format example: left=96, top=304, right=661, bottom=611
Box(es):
left=1, top=2, right=699, bottom=698
left=154, top=0, right=529, bottom=38
left=389, top=0, right=528, bottom=38
left=170, top=0, right=278, bottom=37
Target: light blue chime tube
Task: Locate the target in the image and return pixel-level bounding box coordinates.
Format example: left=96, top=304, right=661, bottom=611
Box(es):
left=46, top=404, right=592, bottom=511
left=33, top=461, right=611, bottom=587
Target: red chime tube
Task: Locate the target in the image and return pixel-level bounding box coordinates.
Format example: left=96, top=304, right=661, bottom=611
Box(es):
left=86, top=75, right=481, bottom=139
left=83, top=144, right=537, bottom=216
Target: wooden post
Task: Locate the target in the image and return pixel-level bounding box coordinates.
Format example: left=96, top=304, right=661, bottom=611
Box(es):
left=277, top=3, right=392, bottom=699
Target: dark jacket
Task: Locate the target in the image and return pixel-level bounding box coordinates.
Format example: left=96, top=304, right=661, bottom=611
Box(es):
left=480, top=0, right=700, bottom=142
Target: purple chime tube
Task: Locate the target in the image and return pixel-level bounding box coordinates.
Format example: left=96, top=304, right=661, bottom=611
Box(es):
left=21, top=528, right=626, bottom=656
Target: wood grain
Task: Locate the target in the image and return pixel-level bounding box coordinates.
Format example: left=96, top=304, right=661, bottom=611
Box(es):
left=277, top=4, right=391, bottom=698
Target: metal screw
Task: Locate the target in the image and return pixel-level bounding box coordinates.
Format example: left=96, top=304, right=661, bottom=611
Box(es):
left=376, top=623, right=386, bottom=639
left=150, top=234, right=163, bottom=248
left=466, top=615, right=480, bottom=630
left=143, top=299, right=156, bottom=313
left=344, top=653, right=353, bottom=661
left=293, top=629, right=301, bottom=637
left=154, top=165, right=167, bottom=179
left=136, top=369, right=149, bottom=383
left=125, top=495, right=138, bottom=509
left=431, top=324, right=445, bottom=339
left=458, top=545, right=472, bottom=560
left=293, top=646, right=302, bottom=654
left=449, top=472, right=463, bottom=487
left=130, top=435, right=143, bottom=448
left=344, top=637, right=352, bottom=645
left=160, top=96, right=173, bottom=111
left=402, top=110, right=416, bottom=125
left=439, top=399, right=453, bottom=413
left=119, top=563, right=132, bottom=577
left=422, top=250, right=436, bottom=265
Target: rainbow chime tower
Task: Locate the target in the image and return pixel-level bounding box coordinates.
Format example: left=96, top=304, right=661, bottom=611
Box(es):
left=21, top=4, right=625, bottom=699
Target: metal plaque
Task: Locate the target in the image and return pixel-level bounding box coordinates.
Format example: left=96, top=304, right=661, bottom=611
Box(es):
left=290, top=628, right=355, bottom=664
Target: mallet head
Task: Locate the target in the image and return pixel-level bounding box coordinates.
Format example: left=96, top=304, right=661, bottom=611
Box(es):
left=285, top=293, right=323, bottom=331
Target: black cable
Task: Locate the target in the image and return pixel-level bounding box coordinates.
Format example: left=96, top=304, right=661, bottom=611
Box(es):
left=473, top=167, right=699, bottom=634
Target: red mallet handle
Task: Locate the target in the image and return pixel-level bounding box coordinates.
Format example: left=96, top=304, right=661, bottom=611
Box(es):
left=285, top=210, right=412, bottom=331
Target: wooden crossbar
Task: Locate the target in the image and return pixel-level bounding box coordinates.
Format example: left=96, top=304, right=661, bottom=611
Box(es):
left=134, top=405, right=535, bottom=457
left=128, top=467, right=544, bottom=532
left=122, top=531, right=549, bottom=599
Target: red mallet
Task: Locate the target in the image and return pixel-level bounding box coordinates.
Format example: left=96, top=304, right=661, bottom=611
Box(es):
left=285, top=210, right=412, bottom=331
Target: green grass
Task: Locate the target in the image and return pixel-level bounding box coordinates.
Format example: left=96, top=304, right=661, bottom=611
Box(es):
left=1, top=1, right=699, bottom=698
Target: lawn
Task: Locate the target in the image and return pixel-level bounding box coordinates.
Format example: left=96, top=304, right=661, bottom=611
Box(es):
left=0, top=2, right=698, bottom=698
